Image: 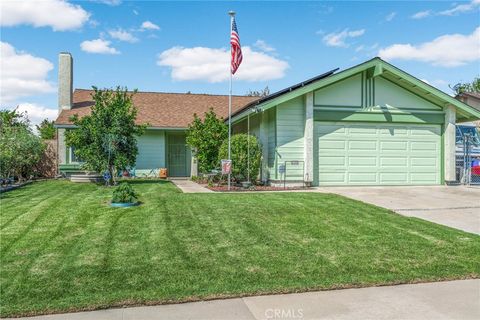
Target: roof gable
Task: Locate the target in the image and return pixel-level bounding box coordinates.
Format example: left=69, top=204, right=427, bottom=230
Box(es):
left=232, top=58, right=480, bottom=122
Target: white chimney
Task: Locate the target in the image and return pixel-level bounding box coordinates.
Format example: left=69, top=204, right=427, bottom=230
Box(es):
left=58, top=52, right=73, bottom=112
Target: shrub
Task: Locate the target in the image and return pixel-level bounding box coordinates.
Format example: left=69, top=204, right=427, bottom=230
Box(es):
left=0, top=108, right=45, bottom=181
left=218, top=134, right=261, bottom=183
left=186, top=109, right=228, bottom=173
left=111, top=183, right=138, bottom=203
left=36, top=119, right=55, bottom=140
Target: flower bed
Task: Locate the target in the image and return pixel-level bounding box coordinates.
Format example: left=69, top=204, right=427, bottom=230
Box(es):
left=206, top=184, right=308, bottom=192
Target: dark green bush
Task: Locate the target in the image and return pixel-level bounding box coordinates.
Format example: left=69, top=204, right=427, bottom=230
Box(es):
left=111, top=183, right=138, bottom=203
left=218, top=134, right=261, bottom=183
left=186, top=109, right=228, bottom=173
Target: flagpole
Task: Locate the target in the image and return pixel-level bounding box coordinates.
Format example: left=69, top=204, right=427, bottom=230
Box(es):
left=228, top=11, right=235, bottom=191
left=247, top=110, right=250, bottom=183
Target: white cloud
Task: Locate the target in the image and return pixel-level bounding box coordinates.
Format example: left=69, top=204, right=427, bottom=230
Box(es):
left=91, top=0, right=122, bottom=5
left=378, top=27, right=480, bottom=67
left=317, top=5, right=333, bottom=15
left=80, top=39, right=120, bottom=54
left=254, top=40, right=275, bottom=52
left=355, top=43, right=378, bottom=55
left=141, top=21, right=160, bottom=31
left=322, top=29, right=365, bottom=47
left=0, top=0, right=90, bottom=31
left=411, top=1, right=479, bottom=19
left=0, top=42, right=55, bottom=104
left=355, top=45, right=365, bottom=52
left=411, top=10, right=431, bottom=19
left=15, top=103, right=58, bottom=127
left=385, top=12, right=396, bottom=21
left=108, top=29, right=138, bottom=43
left=157, top=46, right=289, bottom=82
left=439, top=0, right=480, bottom=16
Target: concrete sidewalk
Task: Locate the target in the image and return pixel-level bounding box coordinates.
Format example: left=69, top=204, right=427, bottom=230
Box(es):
left=170, top=179, right=213, bottom=193
left=10, top=279, right=480, bottom=320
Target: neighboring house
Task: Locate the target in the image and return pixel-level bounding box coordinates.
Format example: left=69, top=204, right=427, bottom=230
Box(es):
left=54, top=53, right=480, bottom=186
left=455, top=92, right=480, bottom=159
left=456, top=92, right=480, bottom=127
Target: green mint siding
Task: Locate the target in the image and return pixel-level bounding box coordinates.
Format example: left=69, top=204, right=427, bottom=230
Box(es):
left=374, top=77, right=442, bottom=111
left=276, top=97, right=305, bottom=180
left=315, top=122, right=441, bottom=186
left=314, top=73, right=362, bottom=107
left=314, top=110, right=445, bottom=124
left=267, top=108, right=277, bottom=179
left=136, top=130, right=166, bottom=176
left=233, top=113, right=260, bottom=137
left=232, top=118, right=247, bottom=134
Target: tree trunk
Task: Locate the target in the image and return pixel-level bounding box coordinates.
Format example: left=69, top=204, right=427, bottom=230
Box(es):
left=107, top=166, right=114, bottom=186
left=109, top=165, right=116, bottom=186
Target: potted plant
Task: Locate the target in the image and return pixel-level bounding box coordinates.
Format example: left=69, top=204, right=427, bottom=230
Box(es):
left=110, top=183, right=139, bottom=207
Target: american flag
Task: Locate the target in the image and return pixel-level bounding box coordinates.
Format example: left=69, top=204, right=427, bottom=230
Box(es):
left=230, top=16, right=243, bottom=75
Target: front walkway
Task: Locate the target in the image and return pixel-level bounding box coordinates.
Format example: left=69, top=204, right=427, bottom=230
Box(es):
left=10, top=279, right=479, bottom=319
left=315, top=185, right=480, bottom=234
left=170, top=178, right=213, bottom=193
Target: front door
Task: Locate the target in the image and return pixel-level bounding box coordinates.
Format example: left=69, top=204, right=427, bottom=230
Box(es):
left=167, top=133, right=189, bottom=177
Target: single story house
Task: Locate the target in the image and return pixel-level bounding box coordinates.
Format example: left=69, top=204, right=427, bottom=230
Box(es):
left=55, top=52, right=480, bottom=186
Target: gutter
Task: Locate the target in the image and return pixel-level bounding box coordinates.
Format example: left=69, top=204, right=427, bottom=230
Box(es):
left=54, top=124, right=188, bottom=131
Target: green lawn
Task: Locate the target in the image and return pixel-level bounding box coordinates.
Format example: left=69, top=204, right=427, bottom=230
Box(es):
left=1, top=180, right=479, bottom=317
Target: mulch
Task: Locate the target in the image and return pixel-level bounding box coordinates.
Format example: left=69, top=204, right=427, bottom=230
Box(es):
left=205, top=184, right=308, bottom=192
left=0, top=181, right=33, bottom=193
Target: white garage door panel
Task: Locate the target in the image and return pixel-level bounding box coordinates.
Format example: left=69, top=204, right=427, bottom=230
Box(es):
left=316, top=122, right=441, bottom=186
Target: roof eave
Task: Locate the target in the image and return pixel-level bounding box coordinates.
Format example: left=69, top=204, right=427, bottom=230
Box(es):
left=54, top=123, right=188, bottom=131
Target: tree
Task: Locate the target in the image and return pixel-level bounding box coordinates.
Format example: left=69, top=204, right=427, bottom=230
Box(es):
left=186, top=109, right=228, bottom=173
left=450, top=77, right=480, bottom=95
left=246, top=86, right=270, bottom=97
left=0, top=107, right=30, bottom=128
left=0, top=109, right=45, bottom=181
left=218, top=134, right=261, bottom=183
left=36, top=119, right=55, bottom=140
left=65, top=87, right=145, bottom=186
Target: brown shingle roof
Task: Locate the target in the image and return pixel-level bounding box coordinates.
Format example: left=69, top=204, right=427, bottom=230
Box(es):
left=460, top=92, right=480, bottom=99
left=55, top=89, right=259, bottom=128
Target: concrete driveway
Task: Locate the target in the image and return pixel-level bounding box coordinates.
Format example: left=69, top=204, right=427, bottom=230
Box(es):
left=315, top=185, right=480, bottom=234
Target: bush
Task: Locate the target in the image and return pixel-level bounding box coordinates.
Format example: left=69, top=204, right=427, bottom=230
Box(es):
left=218, top=134, right=261, bottom=183
left=186, top=109, right=228, bottom=173
left=111, top=183, right=138, bottom=203
left=0, top=109, right=45, bottom=181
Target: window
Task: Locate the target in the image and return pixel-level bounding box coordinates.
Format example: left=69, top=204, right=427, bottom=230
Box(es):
left=69, top=146, right=83, bottom=163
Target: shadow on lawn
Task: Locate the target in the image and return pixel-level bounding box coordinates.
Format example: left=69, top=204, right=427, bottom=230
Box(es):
left=93, top=179, right=170, bottom=187
left=120, top=179, right=170, bottom=185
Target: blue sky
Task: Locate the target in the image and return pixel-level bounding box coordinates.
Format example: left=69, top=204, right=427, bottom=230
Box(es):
left=1, top=0, right=479, bottom=125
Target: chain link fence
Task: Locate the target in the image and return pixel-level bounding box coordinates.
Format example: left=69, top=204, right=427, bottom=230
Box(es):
left=455, top=125, right=480, bottom=185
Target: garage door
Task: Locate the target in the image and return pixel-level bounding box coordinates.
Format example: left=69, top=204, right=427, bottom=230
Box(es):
left=315, top=122, right=441, bottom=186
